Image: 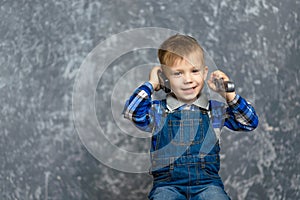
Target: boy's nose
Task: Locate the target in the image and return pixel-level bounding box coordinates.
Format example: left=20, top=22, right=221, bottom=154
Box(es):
left=183, top=73, right=193, bottom=84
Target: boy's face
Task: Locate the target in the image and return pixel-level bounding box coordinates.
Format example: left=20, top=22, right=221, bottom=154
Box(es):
left=163, top=57, right=208, bottom=104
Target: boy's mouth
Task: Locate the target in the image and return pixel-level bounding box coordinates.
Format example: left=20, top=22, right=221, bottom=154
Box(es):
left=181, top=86, right=197, bottom=93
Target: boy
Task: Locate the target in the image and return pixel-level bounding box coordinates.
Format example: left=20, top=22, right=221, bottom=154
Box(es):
left=123, top=34, right=258, bottom=200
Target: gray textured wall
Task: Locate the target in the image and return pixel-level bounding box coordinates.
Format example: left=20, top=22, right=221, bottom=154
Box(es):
left=1, top=0, right=299, bottom=199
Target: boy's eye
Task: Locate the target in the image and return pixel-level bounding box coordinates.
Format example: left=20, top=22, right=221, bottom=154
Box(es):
left=173, top=72, right=182, bottom=77
left=192, top=69, right=201, bottom=73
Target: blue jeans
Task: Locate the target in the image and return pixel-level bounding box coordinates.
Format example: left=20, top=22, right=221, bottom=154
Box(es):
left=149, top=184, right=231, bottom=200
left=148, top=154, right=230, bottom=200
left=149, top=102, right=230, bottom=200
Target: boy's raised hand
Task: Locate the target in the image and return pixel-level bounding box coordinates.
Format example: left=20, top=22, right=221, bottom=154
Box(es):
left=207, top=70, right=236, bottom=102
left=149, top=66, right=162, bottom=91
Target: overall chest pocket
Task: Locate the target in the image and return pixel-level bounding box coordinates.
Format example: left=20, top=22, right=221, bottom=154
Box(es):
left=168, top=118, right=204, bottom=146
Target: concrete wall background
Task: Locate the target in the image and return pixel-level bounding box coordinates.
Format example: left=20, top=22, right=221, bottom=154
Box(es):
left=1, top=0, right=299, bottom=199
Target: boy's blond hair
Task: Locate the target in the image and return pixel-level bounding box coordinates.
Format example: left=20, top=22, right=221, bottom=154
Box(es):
left=158, top=34, right=204, bottom=67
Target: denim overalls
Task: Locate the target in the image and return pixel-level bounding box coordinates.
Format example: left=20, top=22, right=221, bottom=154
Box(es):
left=148, top=100, right=231, bottom=200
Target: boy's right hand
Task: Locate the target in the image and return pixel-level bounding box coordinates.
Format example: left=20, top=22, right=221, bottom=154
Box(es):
left=149, top=66, right=162, bottom=91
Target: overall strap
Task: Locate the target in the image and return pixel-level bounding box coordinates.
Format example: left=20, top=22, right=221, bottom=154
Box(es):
left=157, top=99, right=226, bottom=129
left=209, top=100, right=226, bottom=129
left=160, top=99, right=167, bottom=109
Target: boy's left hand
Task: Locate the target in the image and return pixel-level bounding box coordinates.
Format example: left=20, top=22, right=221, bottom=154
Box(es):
left=207, top=70, right=236, bottom=102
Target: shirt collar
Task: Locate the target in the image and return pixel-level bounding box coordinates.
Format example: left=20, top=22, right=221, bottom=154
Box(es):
left=166, top=93, right=209, bottom=111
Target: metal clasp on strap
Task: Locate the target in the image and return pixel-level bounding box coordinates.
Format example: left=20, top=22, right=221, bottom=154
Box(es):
left=169, top=157, right=175, bottom=170
left=200, top=153, right=206, bottom=169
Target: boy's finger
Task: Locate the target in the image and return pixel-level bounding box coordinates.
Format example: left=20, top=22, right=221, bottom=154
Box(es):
left=207, top=79, right=217, bottom=90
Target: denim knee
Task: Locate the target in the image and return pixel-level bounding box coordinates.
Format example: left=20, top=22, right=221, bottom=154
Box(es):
left=148, top=185, right=186, bottom=200
left=192, top=185, right=231, bottom=200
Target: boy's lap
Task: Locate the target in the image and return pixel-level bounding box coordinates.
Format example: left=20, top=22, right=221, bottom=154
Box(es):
left=192, top=185, right=231, bottom=200
left=148, top=185, right=186, bottom=200
left=149, top=185, right=230, bottom=200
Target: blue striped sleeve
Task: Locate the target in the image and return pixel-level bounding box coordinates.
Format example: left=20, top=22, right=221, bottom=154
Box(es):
left=224, top=94, right=259, bottom=131
left=123, top=82, right=154, bottom=132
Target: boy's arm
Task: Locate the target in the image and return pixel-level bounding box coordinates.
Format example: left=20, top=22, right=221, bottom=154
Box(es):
left=224, top=94, right=259, bottom=131
left=123, top=82, right=154, bottom=132
left=207, top=70, right=258, bottom=131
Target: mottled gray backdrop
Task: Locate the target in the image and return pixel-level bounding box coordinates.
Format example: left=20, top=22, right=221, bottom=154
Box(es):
left=1, top=0, right=299, bottom=199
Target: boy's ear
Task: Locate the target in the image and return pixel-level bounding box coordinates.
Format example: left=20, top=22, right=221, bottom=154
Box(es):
left=203, top=66, right=209, bottom=80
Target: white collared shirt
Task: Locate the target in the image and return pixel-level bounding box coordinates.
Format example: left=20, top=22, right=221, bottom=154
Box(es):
left=166, top=93, right=210, bottom=112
